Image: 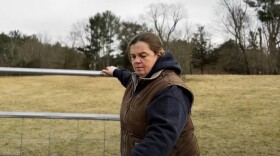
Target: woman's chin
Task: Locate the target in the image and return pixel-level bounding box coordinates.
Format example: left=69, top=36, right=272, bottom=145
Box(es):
left=136, top=72, right=147, bottom=78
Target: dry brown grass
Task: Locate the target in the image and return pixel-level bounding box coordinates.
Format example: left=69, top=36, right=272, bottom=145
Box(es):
left=184, top=75, right=280, bottom=156
left=0, top=76, right=124, bottom=114
left=0, top=75, right=279, bottom=155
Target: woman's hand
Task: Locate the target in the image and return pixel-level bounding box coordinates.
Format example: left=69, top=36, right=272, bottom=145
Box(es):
left=101, top=66, right=117, bottom=76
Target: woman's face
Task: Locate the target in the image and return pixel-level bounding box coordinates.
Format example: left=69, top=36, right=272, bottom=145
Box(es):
left=130, top=41, right=159, bottom=78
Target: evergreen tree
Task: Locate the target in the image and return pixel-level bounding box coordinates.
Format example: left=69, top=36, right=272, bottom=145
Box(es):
left=191, top=26, right=217, bottom=74
left=0, top=33, right=11, bottom=66
left=79, top=11, right=120, bottom=70
left=215, top=40, right=248, bottom=74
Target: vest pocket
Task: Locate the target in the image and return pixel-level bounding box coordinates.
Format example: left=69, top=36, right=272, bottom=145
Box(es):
left=130, top=133, right=143, bottom=146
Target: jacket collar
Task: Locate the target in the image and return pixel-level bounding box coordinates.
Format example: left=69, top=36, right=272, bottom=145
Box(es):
left=131, top=70, right=164, bottom=92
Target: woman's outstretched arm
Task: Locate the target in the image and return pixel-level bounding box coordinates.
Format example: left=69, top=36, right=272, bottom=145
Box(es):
left=101, top=66, right=131, bottom=88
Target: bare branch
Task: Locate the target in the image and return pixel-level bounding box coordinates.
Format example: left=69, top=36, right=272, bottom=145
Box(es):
left=146, top=2, right=187, bottom=50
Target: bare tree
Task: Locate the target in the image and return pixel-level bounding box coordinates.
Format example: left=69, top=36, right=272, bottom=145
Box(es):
left=245, top=0, right=280, bottom=74
left=146, top=2, right=187, bottom=50
left=219, top=0, right=251, bottom=74
left=37, top=32, right=52, bottom=44
left=68, top=19, right=88, bottom=48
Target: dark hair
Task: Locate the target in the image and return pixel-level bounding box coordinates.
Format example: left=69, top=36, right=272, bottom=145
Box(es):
left=127, top=33, right=164, bottom=56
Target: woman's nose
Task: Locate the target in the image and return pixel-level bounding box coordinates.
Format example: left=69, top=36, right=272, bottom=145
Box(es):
left=133, top=57, right=141, bottom=64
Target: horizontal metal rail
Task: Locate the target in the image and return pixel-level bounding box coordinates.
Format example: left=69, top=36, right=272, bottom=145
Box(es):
left=0, top=67, right=101, bottom=76
left=0, top=112, right=119, bottom=121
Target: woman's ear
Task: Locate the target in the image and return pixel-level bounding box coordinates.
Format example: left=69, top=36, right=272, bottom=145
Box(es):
left=157, top=51, right=164, bottom=57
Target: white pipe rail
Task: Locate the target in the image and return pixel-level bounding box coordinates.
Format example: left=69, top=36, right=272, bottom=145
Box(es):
left=0, top=112, right=120, bottom=121
left=0, top=67, right=101, bottom=76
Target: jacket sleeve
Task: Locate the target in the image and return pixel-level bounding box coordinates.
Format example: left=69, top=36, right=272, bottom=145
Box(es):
left=113, top=68, right=131, bottom=88
left=131, top=85, right=191, bottom=156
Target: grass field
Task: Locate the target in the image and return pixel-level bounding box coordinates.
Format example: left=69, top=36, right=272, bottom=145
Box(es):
left=0, top=75, right=279, bottom=155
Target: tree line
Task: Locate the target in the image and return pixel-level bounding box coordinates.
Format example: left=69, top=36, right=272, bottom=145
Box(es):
left=0, top=0, right=279, bottom=74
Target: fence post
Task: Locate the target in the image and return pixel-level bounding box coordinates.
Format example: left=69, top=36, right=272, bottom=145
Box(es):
left=103, top=121, right=106, bottom=156
left=20, top=118, right=24, bottom=156
left=48, top=118, right=52, bottom=156
left=76, top=119, right=80, bottom=156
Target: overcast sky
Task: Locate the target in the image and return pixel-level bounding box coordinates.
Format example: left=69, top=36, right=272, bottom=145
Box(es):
left=0, top=0, right=221, bottom=44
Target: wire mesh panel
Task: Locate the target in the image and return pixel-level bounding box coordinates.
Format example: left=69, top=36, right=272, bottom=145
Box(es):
left=0, top=112, right=120, bottom=156
left=0, top=68, right=120, bottom=155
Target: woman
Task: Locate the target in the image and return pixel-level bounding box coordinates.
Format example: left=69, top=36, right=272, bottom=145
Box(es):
left=101, top=33, right=199, bottom=156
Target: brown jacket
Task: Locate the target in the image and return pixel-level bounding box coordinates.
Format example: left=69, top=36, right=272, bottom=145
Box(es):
left=120, top=70, right=199, bottom=156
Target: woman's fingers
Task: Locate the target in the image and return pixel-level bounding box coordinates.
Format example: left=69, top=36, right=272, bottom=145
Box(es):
left=100, top=66, right=116, bottom=75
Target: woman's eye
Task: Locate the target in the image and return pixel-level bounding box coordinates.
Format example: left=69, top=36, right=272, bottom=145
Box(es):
left=140, top=55, right=147, bottom=58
